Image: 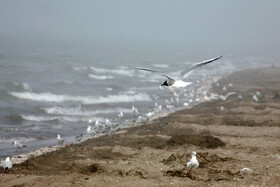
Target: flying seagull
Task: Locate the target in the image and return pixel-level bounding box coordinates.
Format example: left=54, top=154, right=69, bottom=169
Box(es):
left=133, top=56, right=222, bottom=88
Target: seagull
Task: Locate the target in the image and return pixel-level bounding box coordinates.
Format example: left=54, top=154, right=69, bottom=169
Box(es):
left=252, top=95, right=259, bottom=102
left=95, top=122, right=106, bottom=134
left=132, top=56, right=222, bottom=88
left=118, top=111, right=124, bottom=118
left=222, top=86, right=227, bottom=92
left=132, top=106, right=139, bottom=116
left=2, top=157, right=12, bottom=172
left=256, top=91, right=262, bottom=97
left=12, top=141, right=27, bottom=149
left=238, top=94, right=243, bottom=100
left=57, top=134, right=65, bottom=145
left=186, top=152, right=199, bottom=170
left=105, top=118, right=111, bottom=125
left=75, top=133, right=83, bottom=142
left=87, top=125, right=96, bottom=136
left=219, top=92, right=236, bottom=101
left=146, top=111, right=154, bottom=118
left=220, top=106, right=225, bottom=112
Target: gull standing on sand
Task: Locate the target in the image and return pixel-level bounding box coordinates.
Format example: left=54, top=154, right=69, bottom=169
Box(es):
left=2, top=157, right=12, bottom=172
left=12, top=141, right=27, bottom=149
left=252, top=95, right=259, bottom=102
left=105, top=118, right=111, bottom=125
left=238, top=94, right=243, bottom=100
left=186, top=152, right=199, bottom=170
left=87, top=125, right=96, bottom=136
left=132, top=106, right=139, bottom=116
left=75, top=133, right=83, bottom=142
left=132, top=56, right=222, bottom=88
left=118, top=111, right=124, bottom=118
left=57, top=134, right=65, bottom=145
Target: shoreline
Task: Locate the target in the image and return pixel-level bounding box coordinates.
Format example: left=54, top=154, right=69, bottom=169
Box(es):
left=2, top=95, right=211, bottom=165
left=1, top=66, right=280, bottom=186
left=1, top=74, right=223, bottom=164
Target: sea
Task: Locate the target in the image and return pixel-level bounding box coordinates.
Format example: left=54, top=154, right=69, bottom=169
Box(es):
left=0, top=45, right=271, bottom=158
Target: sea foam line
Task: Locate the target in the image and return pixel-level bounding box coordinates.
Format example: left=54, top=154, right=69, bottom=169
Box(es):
left=42, top=106, right=133, bottom=116
left=21, top=114, right=89, bottom=122
left=90, top=66, right=133, bottom=77
left=88, top=74, right=114, bottom=80
left=9, top=92, right=151, bottom=104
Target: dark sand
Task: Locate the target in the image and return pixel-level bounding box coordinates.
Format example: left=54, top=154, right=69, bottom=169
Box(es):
left=1, top=66, right=280, bottom=187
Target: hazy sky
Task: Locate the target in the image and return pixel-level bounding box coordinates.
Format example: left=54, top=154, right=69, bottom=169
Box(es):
left=0, top=1, right=279, bottom=54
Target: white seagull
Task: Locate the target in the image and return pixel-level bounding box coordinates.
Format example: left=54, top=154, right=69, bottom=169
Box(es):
left=57, top=134, right=65, bottom=145
left=133, top=56, right=222, bottom=88
left=186, top=152, right=199, bottom=170
left=12, top=141, right=27, bottom=149
left=118, top=111, right=124, bottom=118
left=87, top=125, right=96, bottom=136
left=2, top=157, right=12, bottom=172
left=132, top=106, right=139, bottom=116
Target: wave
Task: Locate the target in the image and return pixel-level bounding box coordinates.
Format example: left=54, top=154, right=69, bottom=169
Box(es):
left=42, top=106, right=133, bottom=116
left=72, top=66, right=88, bottom=71
left=9, top=92, right=151, bottom=104
left=21, top=115, right=59, bottom=122
left=88, top=74, right=114, bottom=80
left=21, top=114, right=89, bottom=123
left=90, top=66, right=133, bottom=77
left=4, top=114, right=24, bottom=123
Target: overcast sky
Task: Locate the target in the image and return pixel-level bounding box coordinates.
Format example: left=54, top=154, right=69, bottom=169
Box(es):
left=0, top=1, right=279, bottom=55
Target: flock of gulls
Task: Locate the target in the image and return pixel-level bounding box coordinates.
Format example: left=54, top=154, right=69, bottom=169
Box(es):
left=1, top=55, right=257, bottom=173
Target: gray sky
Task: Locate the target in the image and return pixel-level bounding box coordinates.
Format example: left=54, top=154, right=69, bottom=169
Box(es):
left=0, top=1, right=279, bottom=55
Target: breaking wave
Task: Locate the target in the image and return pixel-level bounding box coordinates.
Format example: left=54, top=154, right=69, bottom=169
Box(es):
left=90, top=66, right=133, bottom=77
left=42, top=106, right=133, bottom=116
left=21, top=114, right=89, bottom=122
left=88, top=74, right=114, bottom=80
left=9, top=91, right=151, bottom=104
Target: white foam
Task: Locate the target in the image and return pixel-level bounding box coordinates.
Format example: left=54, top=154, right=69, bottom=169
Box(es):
left=21, top=115, right=58, bottom=122
left=42, top=106, right=133, bottom=116
left=88, top=74, right=114, bottom=80
left=21, top=114, right=88, bottom=122
left=90, top=66, right=132, bottom=76
left=10, top=92, right=151, bottom=104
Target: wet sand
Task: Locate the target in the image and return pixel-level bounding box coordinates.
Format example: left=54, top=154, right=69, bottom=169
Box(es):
left=1, top=66, right=280, bottom=187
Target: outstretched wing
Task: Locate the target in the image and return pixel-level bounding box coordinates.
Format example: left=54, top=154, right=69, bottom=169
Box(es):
left=133, top=67, right=175, bottom=82
left=181, top=56, right=222, bottom=80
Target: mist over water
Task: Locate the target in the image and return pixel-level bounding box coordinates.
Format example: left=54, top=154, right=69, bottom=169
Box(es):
left=0, top=1, right=279, bottom=158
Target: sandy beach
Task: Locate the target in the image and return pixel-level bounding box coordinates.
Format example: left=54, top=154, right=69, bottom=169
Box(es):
left=1, top=66, right=280, bottom=187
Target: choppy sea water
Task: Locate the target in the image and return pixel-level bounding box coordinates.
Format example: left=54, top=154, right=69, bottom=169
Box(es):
left=0, top=51, right=269, bottom=158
